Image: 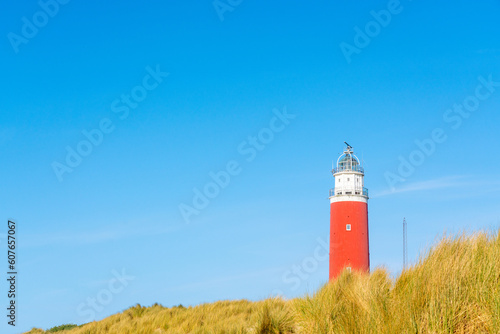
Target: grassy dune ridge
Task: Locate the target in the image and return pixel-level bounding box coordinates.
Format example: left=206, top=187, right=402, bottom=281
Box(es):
left=27, top=231, right=500, bottom=333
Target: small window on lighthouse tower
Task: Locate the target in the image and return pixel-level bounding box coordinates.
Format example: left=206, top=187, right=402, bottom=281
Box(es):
left=346, top=224, right=351, bottom=231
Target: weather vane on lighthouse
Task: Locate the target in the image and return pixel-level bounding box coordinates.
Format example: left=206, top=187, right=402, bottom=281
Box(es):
left=329, top=142, right=370, bottom=279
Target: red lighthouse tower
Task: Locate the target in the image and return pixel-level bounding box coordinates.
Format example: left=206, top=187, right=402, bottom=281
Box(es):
left=329, top=142, right=369, bottom=280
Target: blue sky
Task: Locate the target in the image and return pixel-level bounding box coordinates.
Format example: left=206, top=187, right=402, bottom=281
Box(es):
left=1, top=0, right=500, bottom=332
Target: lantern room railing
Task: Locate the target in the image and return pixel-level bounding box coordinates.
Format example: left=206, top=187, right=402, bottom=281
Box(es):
left=332, top=165, right=364, bottom=174
left=329, top=187, right=368, bottom=197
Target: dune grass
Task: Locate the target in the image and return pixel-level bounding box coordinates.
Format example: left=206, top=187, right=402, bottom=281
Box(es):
left=26, top=230, right=500, bottom=334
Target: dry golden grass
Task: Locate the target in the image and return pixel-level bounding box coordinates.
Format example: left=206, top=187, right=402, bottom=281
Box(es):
left=26, top=230, right=500, bottom=334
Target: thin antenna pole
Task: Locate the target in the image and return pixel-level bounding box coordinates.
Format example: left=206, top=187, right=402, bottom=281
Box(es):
left=403, top=218, right=407, bottom=270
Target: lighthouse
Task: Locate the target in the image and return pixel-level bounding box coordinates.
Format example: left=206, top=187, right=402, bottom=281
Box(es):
left=329, top=142, right=369, bottom=279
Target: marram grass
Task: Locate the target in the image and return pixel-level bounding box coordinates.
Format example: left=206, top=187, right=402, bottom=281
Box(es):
left=26, top=230, right=500, bottom=334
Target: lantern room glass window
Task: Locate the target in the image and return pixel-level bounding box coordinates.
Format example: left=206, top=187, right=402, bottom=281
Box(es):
left=333, top=152, right=364, bottom=174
